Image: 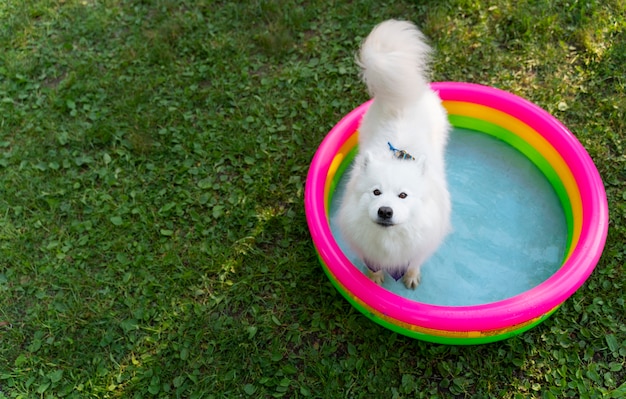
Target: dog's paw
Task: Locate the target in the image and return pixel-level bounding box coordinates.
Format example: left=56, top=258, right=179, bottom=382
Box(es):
left=368, top=270, right=385, bottom=285
left=403, top=269, right=421, bottom=289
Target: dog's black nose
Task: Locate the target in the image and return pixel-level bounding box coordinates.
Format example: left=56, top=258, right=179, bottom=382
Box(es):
left=378, top=206, right=393, bottom=220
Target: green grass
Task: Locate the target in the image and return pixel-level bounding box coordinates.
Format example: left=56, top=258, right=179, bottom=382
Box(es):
left=0, top=0, right=625, bottom=397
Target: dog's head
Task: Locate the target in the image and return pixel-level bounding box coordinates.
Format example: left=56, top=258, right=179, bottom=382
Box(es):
left=351, top=152, right=426, bottom=228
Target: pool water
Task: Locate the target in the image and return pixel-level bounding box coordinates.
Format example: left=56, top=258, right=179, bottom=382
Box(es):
left=329, top=128, right=568, bottom=306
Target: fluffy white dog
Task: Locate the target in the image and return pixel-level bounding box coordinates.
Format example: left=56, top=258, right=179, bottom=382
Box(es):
left=338, top=20, right=451, bottom=289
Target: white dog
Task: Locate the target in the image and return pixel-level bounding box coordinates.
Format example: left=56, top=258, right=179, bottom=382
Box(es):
left=337, top=20, right=451, bottom=289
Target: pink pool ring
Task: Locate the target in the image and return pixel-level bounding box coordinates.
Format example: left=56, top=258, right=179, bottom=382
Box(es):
left=304, top=82, right=609, bottom=344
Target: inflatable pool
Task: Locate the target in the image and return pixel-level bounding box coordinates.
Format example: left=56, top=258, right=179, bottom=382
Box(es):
left=305, top=82, right=608, bottom=345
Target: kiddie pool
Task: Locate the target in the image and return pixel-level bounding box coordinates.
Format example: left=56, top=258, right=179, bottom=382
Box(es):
left=304, top=82, right=608, bottom=345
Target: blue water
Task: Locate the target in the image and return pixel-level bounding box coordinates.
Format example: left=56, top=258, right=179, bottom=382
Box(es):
left=329, top=128, right=568, bottom=306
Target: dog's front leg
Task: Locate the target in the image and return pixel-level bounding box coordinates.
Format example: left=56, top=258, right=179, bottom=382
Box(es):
left=367, top=269, right=385, bottom=285
left=403, top=263, right=421, bottom=289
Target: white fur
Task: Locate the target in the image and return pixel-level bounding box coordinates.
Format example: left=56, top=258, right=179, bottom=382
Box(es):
left=337, top=20, right=451, bottom=289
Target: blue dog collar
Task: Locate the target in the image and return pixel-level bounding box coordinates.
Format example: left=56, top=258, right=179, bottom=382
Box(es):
left=388, top=142, right=416, bottom=161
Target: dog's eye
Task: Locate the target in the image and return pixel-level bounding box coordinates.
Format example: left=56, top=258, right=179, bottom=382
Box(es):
left=373, top=189, right=382, bottom=196
left=398, top=192, right=408, bottom=199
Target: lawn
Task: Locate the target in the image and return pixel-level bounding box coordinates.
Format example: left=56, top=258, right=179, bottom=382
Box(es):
left=0, top=0, right=625, bottom=398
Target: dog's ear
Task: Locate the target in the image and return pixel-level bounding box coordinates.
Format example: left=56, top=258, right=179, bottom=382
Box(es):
left=356, top=151, right=374, bottom=171
left=415, top=155, right=427, bottom=175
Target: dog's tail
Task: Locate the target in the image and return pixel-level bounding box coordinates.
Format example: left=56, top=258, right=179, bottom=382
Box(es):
left=358, top=20, right=431, bottom=108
